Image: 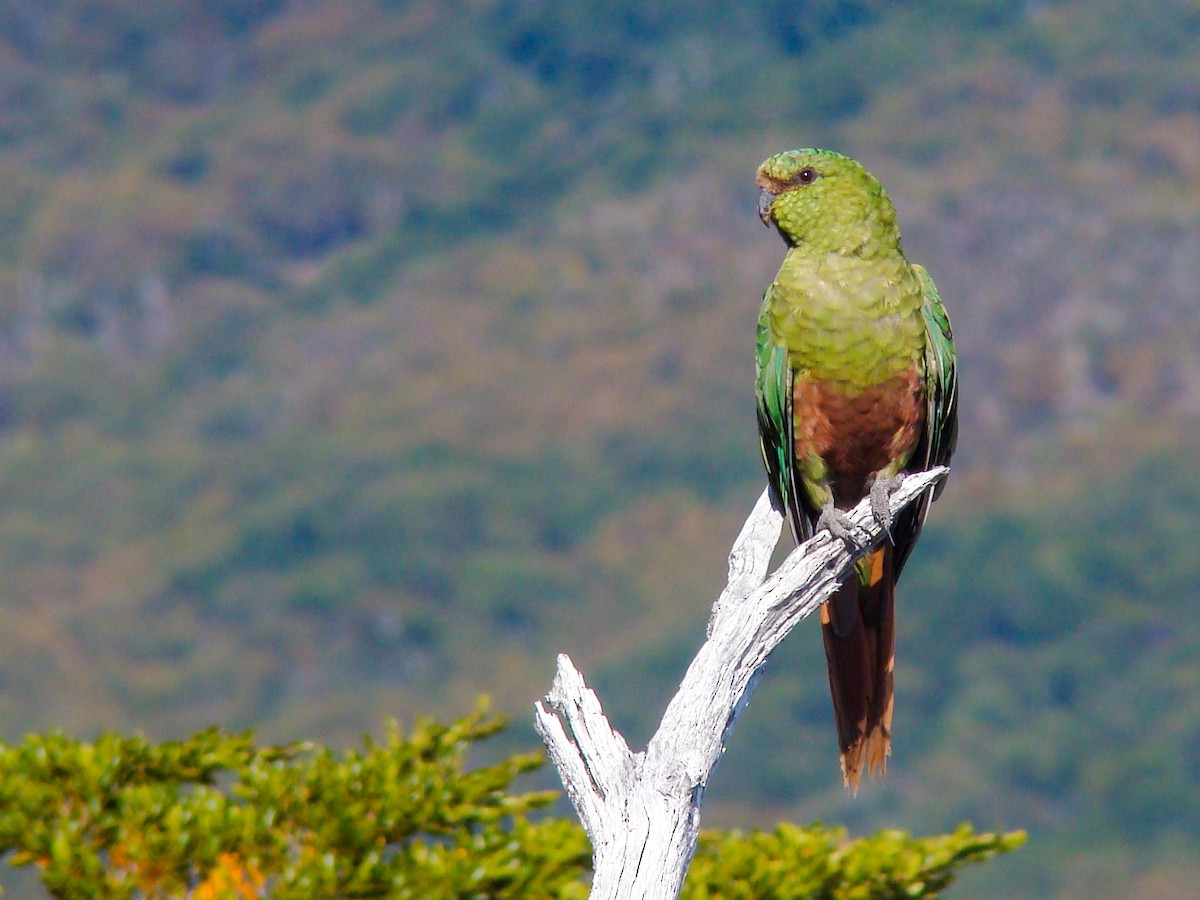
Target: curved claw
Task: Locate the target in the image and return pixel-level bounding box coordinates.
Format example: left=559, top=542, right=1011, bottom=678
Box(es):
left=869, top=475, right=905, bottom=543
left=816, top=502, right=870, bottom=551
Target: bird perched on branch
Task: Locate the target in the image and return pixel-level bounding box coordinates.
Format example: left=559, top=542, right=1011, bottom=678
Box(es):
left=754, top=149, right=957, bottom=791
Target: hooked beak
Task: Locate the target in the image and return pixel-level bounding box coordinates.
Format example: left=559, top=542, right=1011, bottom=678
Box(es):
left=757, top=188, right=776, bottom=227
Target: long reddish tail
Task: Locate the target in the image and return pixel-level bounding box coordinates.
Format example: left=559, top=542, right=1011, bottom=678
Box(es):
left=819, top=544, right=896, bottom=793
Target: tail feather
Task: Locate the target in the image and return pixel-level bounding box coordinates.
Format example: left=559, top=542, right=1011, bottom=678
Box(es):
left=819, top=545, right=896, bottom=792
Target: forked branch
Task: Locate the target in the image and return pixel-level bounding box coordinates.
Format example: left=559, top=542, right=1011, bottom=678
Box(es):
left=534, top=467, right=948, bottom=900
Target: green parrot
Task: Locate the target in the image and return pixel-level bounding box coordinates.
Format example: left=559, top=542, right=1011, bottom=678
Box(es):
left=754, top=149, right=957, bottom=791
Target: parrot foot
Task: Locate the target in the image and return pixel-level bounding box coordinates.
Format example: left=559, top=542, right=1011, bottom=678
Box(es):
left=816, top=501, right=870, bottom=551
left=869, top=474, right=905, bottom=541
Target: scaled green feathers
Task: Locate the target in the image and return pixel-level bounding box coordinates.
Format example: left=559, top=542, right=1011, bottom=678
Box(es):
left=754, top=149, right=957, bottom=790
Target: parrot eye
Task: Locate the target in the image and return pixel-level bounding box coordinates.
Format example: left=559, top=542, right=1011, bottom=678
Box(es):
left=796, top=167, right=818, bottom=184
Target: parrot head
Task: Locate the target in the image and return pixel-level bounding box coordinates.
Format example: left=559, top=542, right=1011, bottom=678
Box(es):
left=756, top=149, right=900, bottom=256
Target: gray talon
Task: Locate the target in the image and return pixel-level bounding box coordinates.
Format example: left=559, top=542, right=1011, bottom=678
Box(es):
left=869, top=475, right=904, bottom=541
left=817, top=501, right=870, bottom=550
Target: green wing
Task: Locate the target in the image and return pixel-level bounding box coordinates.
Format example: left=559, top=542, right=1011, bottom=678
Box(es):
left=893, top=263, right=958, bottom=575
left=755, top=284, right=813, bottom=544
left=916, top=264, right=958, bottom=479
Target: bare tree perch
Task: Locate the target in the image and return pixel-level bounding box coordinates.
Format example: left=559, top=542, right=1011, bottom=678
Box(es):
left=533, top=467, right=948, bottom=900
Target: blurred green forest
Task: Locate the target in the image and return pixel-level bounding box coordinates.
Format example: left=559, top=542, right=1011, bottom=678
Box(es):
left=0, top=0, right=1198, bottom=896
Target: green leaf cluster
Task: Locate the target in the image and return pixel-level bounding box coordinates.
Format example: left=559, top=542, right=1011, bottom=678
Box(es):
left=0, top=709, right=589, bottom=898
left=687, top=823, right=1024, bottom=899
left=0, top=709, right=1021, bottom=898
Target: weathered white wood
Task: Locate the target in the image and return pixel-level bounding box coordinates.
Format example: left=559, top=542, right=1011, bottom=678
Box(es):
left=534, top=467, right=947, bottom=900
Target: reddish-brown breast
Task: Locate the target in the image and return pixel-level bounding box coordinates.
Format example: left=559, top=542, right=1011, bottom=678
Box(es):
left=793, top=365, right=924, bottom=506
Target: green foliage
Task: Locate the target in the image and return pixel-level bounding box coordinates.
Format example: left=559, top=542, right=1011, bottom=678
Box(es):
left=686, top=823, right=1025, bottom=899
left=0, top=710, right=1021, bottom=898
left=0, top=709, right=590, bottom=898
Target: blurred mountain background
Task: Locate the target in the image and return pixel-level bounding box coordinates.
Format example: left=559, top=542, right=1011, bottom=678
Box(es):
left=0, top=0, right=1197, bottom=896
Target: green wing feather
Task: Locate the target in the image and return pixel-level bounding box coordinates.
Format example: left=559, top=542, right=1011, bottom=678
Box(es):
left=915, top=264, right=958, bottom=479
left=893, top=263, right=958, bottom=575
left=755, top=284, right=812, bottom=544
